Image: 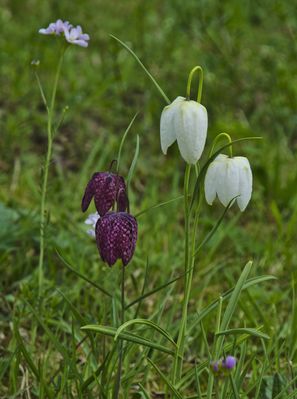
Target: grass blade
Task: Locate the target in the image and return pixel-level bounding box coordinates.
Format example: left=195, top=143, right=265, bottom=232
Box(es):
left=114, top=318, right=177, bottom=347
left=194, top=196, right=239, bottom=255
left=117, top=112, right=139, bottom=173
left=56, top=250, right=112, bottom=298
left=215, top=328, right=270, bottom=340
left=110, top=34, right=170, bottom=105
left=216, top=261, right=253, bottom=355
left=189, top=275, right=276, bottom=334
left=126, top=273, right=183, bottom=310
left=135, top=195, right=184, bottom=218
left=81, top=324, right=175, bottom=355
left=147, top=357, right=184, bottom=399
left=127, top=134, right=140, bottom=190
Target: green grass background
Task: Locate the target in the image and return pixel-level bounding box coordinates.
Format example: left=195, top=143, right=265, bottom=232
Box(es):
left=1, top=0, right=297, bottom=397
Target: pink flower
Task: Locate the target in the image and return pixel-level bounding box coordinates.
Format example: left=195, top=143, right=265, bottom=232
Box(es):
left=39, top=19, right=89, bottom=47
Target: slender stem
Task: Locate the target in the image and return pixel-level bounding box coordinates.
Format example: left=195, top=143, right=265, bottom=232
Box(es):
left=206, top=296, right=223, bottom=399
left=38, top=49, right=65, bottom=294
left=209, top=132, right=233, bottom=158
left=172, top=164, right=191, bottom=385
left=186, top=66, right=204, bottom=103
left=113, top=263, right=125, bottom=399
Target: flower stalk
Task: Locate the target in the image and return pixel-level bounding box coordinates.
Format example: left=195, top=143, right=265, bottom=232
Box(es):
left=172, top=67, right=206, bottom=386
left=38, top=48, right=65, bottom=294
left=113, top=263, right=125, bottom=399
left=172, top=164, right=196, bottom=384
left=186, top=65, right=203, bottom=102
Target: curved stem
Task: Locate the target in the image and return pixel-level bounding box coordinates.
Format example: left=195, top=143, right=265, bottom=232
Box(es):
left=210, top=132, right=233, bottom=158
left=186, top=66, right=204, bottom=103
left=38, top=49, right=65, bottom=294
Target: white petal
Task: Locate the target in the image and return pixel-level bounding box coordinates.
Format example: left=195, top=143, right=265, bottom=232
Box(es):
left=175, top=101, right=208, bottom=164
left=87, top=229, right=96, bottom=238
left=160, top=96, right=185, bottom=155
left=85, top=212, right=100, bottom=226
left=234, top=157, right=252, bottom=211
left=215, top=157, right=239, bottom=207
left=204, top=160, right=220, bottom=205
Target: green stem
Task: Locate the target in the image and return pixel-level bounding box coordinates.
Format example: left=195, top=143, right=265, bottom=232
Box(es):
left=38, top=49, right=65, bottom=295
left=113, top=264, right=125, bottom=399
left=210, top=132, right=233, bottom=158
left=172, top=164, right=192, bottom=385
left=186, top=66, right=204, bottom=103
left=206, top=296, right=223, bottom=399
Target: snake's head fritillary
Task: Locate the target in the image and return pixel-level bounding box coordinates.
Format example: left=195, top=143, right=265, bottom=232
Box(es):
left=95, top=212, right=138, bottom=267
left=82, top=172, right=127, bottom=216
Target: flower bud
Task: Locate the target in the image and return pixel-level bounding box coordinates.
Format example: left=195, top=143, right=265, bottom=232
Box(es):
left=160, top=96, right=208, bottom=164
left=204, top=154, right=252, bottom=211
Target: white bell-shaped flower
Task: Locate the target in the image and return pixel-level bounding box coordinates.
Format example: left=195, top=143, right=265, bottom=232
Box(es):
left=160, top=96, right=208, bottom=164
left=204, top=154, right=253, bottom=211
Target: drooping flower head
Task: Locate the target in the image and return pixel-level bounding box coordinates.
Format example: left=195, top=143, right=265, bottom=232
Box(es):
left=204, top=154, right=253, bottom=211
left=39, top=19, right=89, bottom=47
left=82, top=172, right=128, bottom=216
left=96, top=212, right=138, bottom=267
left=160, top=96, right=208, bottom=164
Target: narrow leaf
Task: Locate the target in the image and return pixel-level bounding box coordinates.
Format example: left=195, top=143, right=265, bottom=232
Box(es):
left=215, top=328, right=270, bottom=340
left=194, top=196, right=239, bottom=255
left=189, top=275, right=276, bottom=334
left=114, top=318, right=176, bottom=347
left=127, top=134, right=140, bottom=190
left=135, top=195, right=184, bottom=218
left=56, top=250, right=112, bottom=298
left=81, top=324, right=174, bottom=356
left=110, top=34, right=170, bottom=104
left=147, top=358, right=184, bottom=399
left=117, top=112, right=139, bottom=173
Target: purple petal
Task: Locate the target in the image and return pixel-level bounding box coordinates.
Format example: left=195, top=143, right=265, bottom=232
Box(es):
left=95, top=212, right=137, bottom=267
left=222, top=356, right=236, bottom=370
left=82, top=172, right=128, bottom=216
left=80, top=33, right=90, bottom=41
left=72, top=39, right=89, bottom=47
left=81, top=174, right=96, bottom=212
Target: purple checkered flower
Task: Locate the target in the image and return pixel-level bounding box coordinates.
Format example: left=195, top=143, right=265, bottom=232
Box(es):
left=82, top=172, right=128, bottom=216
left=95, top=212, right=138, bottom=267
left=39, top=19, right=89, bottom=47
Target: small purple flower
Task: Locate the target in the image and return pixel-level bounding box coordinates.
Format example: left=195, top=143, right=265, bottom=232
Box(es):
left=39, top=19, right=71, bottom=35
left=82, top=172, right=128, bottom=216
left=222, top=356, right=236, bottom=370
left=96, top=212, right=138, bottom=267
left=63, top=25, right=90, bottom=48
left=39, top=19, right=89, bottom=47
